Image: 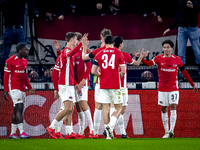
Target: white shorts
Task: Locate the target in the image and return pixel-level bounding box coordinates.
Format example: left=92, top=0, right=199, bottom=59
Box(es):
left=95, top=83, right=101, bottom=103
left=100, top=89, right=123, bottom=104
left=75, top=86, right=88, bottom=102
left=121, top=87, right=128, bottom=106
left=9, top=89, right=26, bottom=106
left=58, top=85, right=75, bottom=103
left=158, top=91, right=179, bottom=106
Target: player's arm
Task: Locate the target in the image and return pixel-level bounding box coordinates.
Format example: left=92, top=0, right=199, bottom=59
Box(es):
left=25, top=73, right=35, bottom=95
left=82, top=34, right=91, bottom=61
left=133, top=49, right=149, bottom=66
left=179, top=65, right=198, bottom=92
left=134, top=49, right=154, bottom=66
left=67, top=42, right=82, bottom=57
left=119, top=65, right=126, bottom=78
left=91, top=59, right=100, bottom=77
left=54, top=40, right=61, bottom=57
left=79, top=61, right=92, bottom=88
left=4, top=61, right=11, bottom=100
left=52, top=68, right=59, bottom=98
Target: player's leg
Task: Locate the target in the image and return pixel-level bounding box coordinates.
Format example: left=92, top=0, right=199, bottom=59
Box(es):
left=9, top=90, right=28, bottom=139
left=9, top=106, right=19, bottom=139
left=75, top=102, right=85, bottom=136
left=93, top=83, right=102, bottom=136
left=118, top=88, right=128, bottom=138
left=118, top=106, right=128, bottom=138
left=55, top=108, right=64, bottom=139
left=79, top=100, right=94, bottom=137
left=158, top=91, right=169, bottom=138
left=106, top=89, right=123, bottom=139
left=169, top=91, right=179, bottom=138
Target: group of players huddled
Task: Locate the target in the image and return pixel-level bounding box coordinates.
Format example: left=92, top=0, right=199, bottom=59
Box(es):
left=4, top=28, right=197, bottom=140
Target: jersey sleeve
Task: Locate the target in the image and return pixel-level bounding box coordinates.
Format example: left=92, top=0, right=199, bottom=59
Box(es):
left=67, top=42, right=82, bottom=57
left=152, top=56, right=159, bottom=65
left=125, top=53, right=135, bottom=64
left=83, top=61, right=92, bottom=80
left=54, top=56, right=61, bottom=72
left=177, top=56, right=183, bottom=67
left=119, top=51, right=126, bottom=66
left=90, top=46, right=105, bottom=58
left=4, top=60, right=12, bottom=92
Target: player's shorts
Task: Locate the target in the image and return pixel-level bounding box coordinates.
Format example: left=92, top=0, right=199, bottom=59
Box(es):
left=9, top=89, right=26, bottom=106
left=58, top=85, right=75, bottom=103
left=95, top=83, right=101, bottom=103
left=100, top=89, right=123, bottom=104
left=121, top=87, right=128, bottom=106
left=75, top=86, right=88, bottom=102
left=158, top=91, right=179, bottom=106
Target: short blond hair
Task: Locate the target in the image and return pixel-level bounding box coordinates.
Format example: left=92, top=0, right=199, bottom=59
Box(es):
left=100, top=28, right=112, bottom=40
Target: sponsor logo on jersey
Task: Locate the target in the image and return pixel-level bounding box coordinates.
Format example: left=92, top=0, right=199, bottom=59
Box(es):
left=173, top=64, right=177, bottom=67
left=15, top=70, right=25, bottom=73
left=161, top=68, right=176, bottom=72
left=17, top=99, right=21, bottom=101
left=69, top=96, right=73, bottom=99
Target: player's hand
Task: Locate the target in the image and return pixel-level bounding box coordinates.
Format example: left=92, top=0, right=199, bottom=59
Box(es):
left=4, top=91, right=9, bottom=101
left=54, top=40, right=61, bottom=50
left=79, top=79, right=86, bottom=89
left=193, top=86, right=198, bottom=92
left=163, top=28, right=170, bottom=36
left=187, top=0, right=193, bottom=8
left=134, top=49, right=141, bottom=58
left=29, top=89, right=35, bottom=95
left=75, top=84, right=82, bottom=95
left=54, top=90, right=59, bottom=99
left=58, top=15, right=64, bottom=20
left=141, top=48, right=149, bottom=58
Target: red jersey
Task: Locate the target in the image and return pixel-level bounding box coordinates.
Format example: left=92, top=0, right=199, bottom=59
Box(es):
left=152, top=54, right=183, bottom=92
left=57, top=43, right=82, bottom=86
left=74, top=47, right=91, bottom=86
left=52, top=55, right=61, bottom=90
left=4, top=55, right=32, bottom=92
left=121, top=52, right=135, bottom=88
left=94, top=47, right=125, bottom=89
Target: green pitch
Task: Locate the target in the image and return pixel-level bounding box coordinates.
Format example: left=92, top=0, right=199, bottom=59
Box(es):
left=0, top=138, right=199, bottom=150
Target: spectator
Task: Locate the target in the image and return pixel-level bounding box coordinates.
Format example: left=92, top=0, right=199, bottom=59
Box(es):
left=29, top=70, right=39, bottom=82
left=0, top=0, right=27, bottom=77
left=141, top=70, right=154, bottom=82
left=43, top=67, right=53, bottom=82
left=163, top=0, right=200, bottom=78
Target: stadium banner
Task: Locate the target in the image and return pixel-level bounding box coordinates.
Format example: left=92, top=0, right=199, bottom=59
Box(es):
left=0, top=90, right=199, bottom=139
left=33, top=13, right=178, bottom=64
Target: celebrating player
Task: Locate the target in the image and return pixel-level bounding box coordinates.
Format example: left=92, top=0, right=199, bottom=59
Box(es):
left=112, top=36, right=148, bottom=138
left=74, top=32, right=94, bottom=138
left=90, top=35, right=126, bottom=139
left=46, top=32, right=88, bottom=139
left=4, top=43, right=35, bottom=139
left=82, top=28, right=112, bottom=138
left=135, top=40, right=198, bottom=138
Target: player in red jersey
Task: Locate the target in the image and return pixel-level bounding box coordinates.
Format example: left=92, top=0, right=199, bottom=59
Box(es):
left=82, top=28, right=112, bottom=138
left=110, top=36, right=148, bottom=138
left=90, top=35, right=126, bottom=139
left=46, top=32, right=88, bottom=139
left=4, top=43, right=35, bottom=139
left=136, top=40, right=198, bottom=138
left=74, top=32, right=94, bottom=138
